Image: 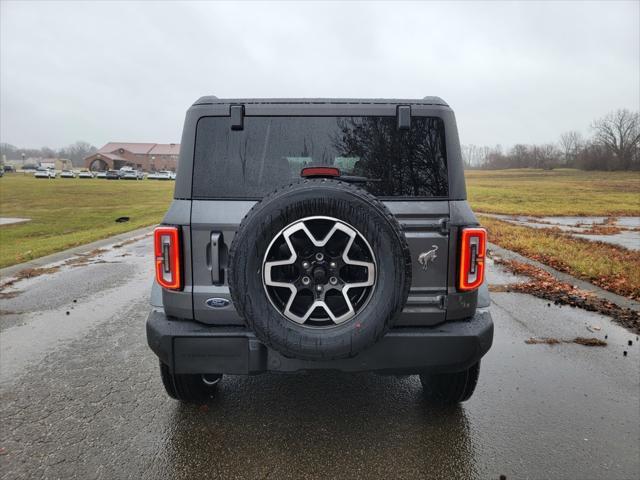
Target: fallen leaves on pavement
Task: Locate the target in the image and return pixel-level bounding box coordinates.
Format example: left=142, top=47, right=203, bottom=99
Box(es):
left=525, top=337, right=607, bottom=347
left=0, top=266, right=61, bottom=291
left=492, top=258, right=640, bottom=334
left=63, top=249, right=108, bottom=267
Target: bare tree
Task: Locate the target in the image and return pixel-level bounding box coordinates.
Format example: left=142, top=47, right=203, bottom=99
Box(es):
left=461, top=144, right=488, bottom=168
left=509, top=144, right=531, bottom=168
left=531, top=144, right=560, bottom=170
left=40, top=146, right=56, bottom=158
left=58, top=141, right=98, bottom=167
left=591, top=109, right=640, bottom=170
left=558, top=131, right=583, bottom=166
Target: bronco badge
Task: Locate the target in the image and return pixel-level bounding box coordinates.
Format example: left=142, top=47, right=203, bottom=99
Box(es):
left=418, top=245, right=438, bottom=271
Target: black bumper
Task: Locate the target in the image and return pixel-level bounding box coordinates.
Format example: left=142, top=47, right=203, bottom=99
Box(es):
left=146, top=309, right=493, bottom=375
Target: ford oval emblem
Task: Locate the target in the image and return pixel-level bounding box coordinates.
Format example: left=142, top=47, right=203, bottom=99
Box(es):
left=205, top=297, right=230, bottom=309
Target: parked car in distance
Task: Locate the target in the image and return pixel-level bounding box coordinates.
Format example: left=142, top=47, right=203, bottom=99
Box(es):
left=148, top=170, right=174, bottom=180
left=34, top=168, right=56, bottom=179
left=147, top=171, right=166, bottom=180
left=105, top=170, right=120, bottom=180
left=60, top=170, right=77, bottom=178
left=3, top=165, right=15, bottom=172
left=78, top=170, right=95, bottom=179
left=121, top=169, right=144, bottom=180
left=95, top=171, right=107, bottom=179
left=0, top=168, right=3, bottom=178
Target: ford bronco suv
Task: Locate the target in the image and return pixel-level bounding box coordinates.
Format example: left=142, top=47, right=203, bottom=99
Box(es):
left=147, top=97, right=493, bottom=405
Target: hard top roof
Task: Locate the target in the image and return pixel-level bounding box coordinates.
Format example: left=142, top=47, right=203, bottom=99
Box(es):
left=193, top=97, right=449, bottom=107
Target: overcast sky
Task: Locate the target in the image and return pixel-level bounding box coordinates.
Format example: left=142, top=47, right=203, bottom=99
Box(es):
left=1, top=0, right=638, bottom=149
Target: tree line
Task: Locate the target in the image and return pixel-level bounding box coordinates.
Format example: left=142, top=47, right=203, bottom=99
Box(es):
left=462, top=109, right=640, bottom=170
left=0, top=141, right=97, bottom=167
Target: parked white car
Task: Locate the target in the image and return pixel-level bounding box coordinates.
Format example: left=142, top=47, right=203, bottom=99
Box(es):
left=147, top=171, right=173, bottom=180
left=121, top=169, right=144, bottom=180
left=78, top=171, right=95, bottom=179
left=95, top=171, right=107, bottom=179
left=34, top=168, right=56, bottom=179
left=60, top=170, right=77, bottom=178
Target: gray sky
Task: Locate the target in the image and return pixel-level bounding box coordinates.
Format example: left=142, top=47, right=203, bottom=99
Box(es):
left=1, top=0, right=638, bottom=149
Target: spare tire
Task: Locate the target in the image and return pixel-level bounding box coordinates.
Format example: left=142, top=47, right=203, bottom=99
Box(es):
left=228, top=179, right=411, bottom=360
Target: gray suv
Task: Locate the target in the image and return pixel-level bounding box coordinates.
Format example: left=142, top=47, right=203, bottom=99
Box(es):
left=147, top=97, right=493, bottom=405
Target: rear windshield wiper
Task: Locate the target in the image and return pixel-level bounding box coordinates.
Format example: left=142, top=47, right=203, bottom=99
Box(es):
left=338, top=175, right=382, bottom=184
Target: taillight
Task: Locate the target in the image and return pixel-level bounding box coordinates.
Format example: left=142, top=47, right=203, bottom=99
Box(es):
left=154, top=226, right=182, bottom=290
left=458, top=227, right=487, bottom=291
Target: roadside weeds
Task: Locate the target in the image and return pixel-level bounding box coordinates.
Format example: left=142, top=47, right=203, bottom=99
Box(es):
left=480, top=215, right=640, bottom=300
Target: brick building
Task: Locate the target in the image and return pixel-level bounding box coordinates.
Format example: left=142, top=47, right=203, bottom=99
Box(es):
left=84, top=142, right=180, bottom=172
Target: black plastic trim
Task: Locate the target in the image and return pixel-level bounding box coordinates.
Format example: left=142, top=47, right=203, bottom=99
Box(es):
left=146, top=308, right=493, bottom=375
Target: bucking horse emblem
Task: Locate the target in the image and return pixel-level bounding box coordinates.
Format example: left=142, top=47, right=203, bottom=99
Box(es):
left=418, top=245, right=439, bottom=271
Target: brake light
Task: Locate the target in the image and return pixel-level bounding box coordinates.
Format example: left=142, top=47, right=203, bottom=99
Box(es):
left=458, top=227, right=487, bottom=291
left=154, top=226, right=182, bottom=290
left=301, top=166, right=341, bottom=178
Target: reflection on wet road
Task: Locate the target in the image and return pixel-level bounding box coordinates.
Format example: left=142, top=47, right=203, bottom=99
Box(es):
left=1, top=237, right=638, bottom=479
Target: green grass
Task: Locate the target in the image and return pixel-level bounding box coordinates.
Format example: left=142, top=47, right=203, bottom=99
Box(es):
left=466, top=169, right=640, bottom=216
left=0, top=174, right=173, bottom=268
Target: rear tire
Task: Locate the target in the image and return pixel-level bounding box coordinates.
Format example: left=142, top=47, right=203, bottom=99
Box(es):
left=159, top=361, right=222, bottom=403
left=228, top=179, right=411, bottom=361
left=420, top=362, right=480, bottom=405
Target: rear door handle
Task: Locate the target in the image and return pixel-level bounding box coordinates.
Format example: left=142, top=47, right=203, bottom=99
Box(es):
left=210, top=232, right=223, bottom=284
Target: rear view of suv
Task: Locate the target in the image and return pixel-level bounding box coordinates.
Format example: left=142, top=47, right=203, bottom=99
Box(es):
left=147, top=97, right=493, bottom=405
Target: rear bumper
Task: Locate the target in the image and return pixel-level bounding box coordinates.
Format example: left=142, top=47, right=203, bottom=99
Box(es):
left=146, top=309, right=493, bottom=375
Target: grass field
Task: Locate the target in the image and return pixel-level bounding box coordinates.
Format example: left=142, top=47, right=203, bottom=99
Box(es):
left=1, top=169, right=639, bottom=287
left=466, top=169, right=640, bottom=216
left=0, top=175, right=173, bottom=268
left=466, top=169, right=640, bottom=300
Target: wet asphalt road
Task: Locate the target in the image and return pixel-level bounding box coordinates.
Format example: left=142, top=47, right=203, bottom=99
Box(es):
left=0, top=236, right=639, bottom=479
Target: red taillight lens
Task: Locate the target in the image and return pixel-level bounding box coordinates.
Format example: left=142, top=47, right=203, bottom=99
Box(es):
left=458, top=227, right=487, bottom=291
left=300, top=166, right=341, bottom=178
left=154, top=226, right=182, bottom=290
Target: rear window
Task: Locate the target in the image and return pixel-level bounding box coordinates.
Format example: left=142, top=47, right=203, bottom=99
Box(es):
left=193, top=116, right=448, bottom=199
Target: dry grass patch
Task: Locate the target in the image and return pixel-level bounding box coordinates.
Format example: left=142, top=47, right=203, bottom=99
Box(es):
left=482, top=215, right=640, bottom=300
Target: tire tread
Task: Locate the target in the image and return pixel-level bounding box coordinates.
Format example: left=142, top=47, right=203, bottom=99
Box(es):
left=420, top=362, right=481, bottom=405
